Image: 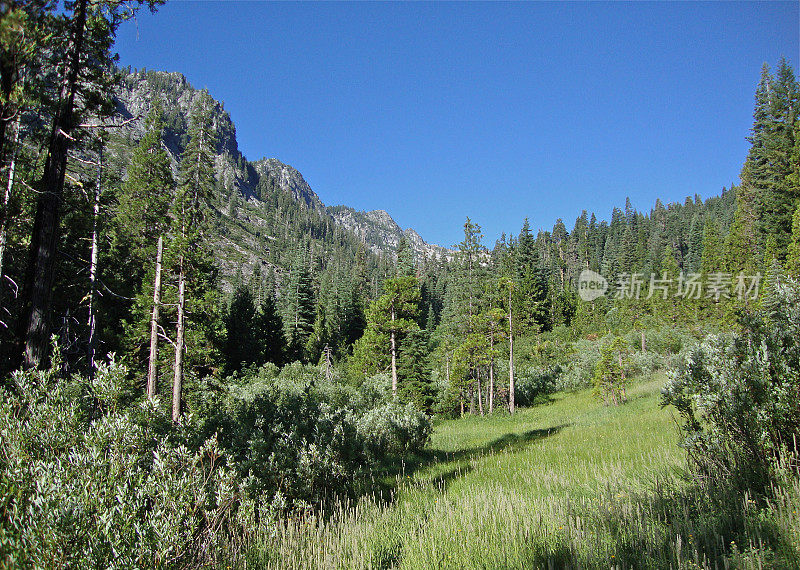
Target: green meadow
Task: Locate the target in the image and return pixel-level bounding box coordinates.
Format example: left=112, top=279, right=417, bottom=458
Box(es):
left=247, top=374, right=799, bottom=569
left=246, top=376, right=665, bottom=567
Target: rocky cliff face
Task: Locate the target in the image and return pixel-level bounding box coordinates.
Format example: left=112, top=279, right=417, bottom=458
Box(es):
left=251, top=158, right=324, bottom=211
left=328, top=206, right=449, bottom=260
left=111, top=69, right=448, bottom=284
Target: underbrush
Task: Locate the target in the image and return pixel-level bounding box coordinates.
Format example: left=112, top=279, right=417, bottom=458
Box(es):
left=0, top=357, right=430, bottom=567
left=239, top=372, right=800, bottom=569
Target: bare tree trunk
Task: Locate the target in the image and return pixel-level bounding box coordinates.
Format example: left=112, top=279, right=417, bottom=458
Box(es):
left=640, top=329, right=646, bottom=352
left=86, top=147, right=101, bottom=380
left=172, top=257, right=185, bottom=422
left=489, top=341, right=494, bottom=414
left=469, top=382, right=475, bottom=414
left=509, top=288, right=515, bottom=414
left=390, top=306, right=398, bottom=398
left=147, top=235, right=163, bottom=398
left=19, top=0, right=89, bottom=369
left=0, top=115, right=20, bottom=283
left=477, top=371, right=484, bottom=416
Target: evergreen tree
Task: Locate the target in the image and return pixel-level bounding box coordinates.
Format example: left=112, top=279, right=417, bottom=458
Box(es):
left=171, top=91, right=219, bottom=421
left=17, top=0, right=163, bottom=369
left=284, top=249, right=316, bottom=362
left=724, top=199, right=758, bottom=274
left=223, top=284, right=259, bottom=374
left=786, top=205, right=800, bottom=278
left=397, top=329, right=434, bottom=413
left=255, top=293, right=285, bottom=366
left=111, top=104, right=174, bottom=394
left=515, top=218, right=549, bottom=332
left=742, top=60, right=800, bottom=255
left=700, top=219, right=723, bottom=275
left=396, top=235, right=415, bottom=276
left=369, top=275, right=420, bottom=397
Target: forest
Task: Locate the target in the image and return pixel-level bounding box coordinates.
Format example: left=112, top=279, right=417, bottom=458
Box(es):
left=1, top=1, right=799, bottom=568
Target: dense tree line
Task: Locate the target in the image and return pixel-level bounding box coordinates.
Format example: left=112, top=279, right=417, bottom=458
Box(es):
left=1, top=8, right=797, bottom=431
left=1, top=5, right=798, bottom=564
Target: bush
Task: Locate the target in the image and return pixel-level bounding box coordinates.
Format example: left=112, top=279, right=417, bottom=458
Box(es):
left=209, top=364, right=432, bottom=507
left=356, top=402, right=432, bottom=460
left=628, top=350, right=666, bottom=377
left=515, top=365, right=560, bottom=407
left=0, top=355, right=434, bottom=566
left=556, top=338, right=602, bottom=391
left=626, top=327, right=695, bottom=355
left=662, top=278, right=800, bottom=494
left=0, top=359, right=235, bottom=568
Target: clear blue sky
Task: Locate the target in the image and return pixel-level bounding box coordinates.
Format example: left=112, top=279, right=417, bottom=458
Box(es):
left=115, top=1, right=798, bottom=248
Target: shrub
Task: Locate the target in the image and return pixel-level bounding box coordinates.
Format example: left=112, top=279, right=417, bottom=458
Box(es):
left=0, top=359, right=235, bottom=568
left=628, top=350, right=666, bottom=377
left=662, top=278, right=800, bottom=494
left=515, top=365, right=560, bottom=407
left=356, top=402, right=432, bottom=459
left=592, top=336, right=631, bottom=406
left=556, top=338, right=602, bottom=391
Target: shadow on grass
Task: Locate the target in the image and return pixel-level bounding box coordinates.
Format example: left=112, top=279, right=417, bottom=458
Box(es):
left=365, top=424, right=568, bottom=498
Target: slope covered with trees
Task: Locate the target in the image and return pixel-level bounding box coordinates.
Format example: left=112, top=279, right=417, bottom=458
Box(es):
left=0, top=3, right=798, bottom=564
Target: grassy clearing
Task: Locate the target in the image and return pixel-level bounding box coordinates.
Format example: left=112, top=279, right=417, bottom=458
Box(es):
left=242, top=374, right=798, bottom=569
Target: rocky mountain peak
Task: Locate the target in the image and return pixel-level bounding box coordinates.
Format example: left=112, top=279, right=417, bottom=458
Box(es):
left=252, top=158, right=323, bottom=210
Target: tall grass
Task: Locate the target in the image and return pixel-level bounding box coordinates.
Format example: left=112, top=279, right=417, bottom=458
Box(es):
left=234, top=375, right=799, bottom=569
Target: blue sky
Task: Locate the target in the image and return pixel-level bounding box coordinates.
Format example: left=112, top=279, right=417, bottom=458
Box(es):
left=115, top=1, right=798, bottom=248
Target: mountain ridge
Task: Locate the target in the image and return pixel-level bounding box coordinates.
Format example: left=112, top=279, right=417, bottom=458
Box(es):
left=112, top=69, right=448, bottom=281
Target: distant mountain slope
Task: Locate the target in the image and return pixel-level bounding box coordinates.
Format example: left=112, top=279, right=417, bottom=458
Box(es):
left=110, top=69, right=448, bottom=289
left=328, top=205, right=449, bottom=259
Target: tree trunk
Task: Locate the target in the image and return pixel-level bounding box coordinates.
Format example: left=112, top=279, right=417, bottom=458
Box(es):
left=147, top=235, right=163, bottom=398
left=172, top=257, right=186, bottom=422
left=477, top=371, right=484, bottom=416
left=509, top=289, right=515, bottom=414
left=469, top=383, right=475, bottom=415
left=390, top=306, right=398, bottom=398
left=86, top=148, right=101, bottom=380
left=489, top=340, right=494, bottom=414
left=0, top=114, right=20, bottom=284
left=640, top=329, right=646, bottom=352
left=19, top=0, right=90, bottom=369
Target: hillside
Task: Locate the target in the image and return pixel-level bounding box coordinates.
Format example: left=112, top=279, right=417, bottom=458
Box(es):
left=111, top=69, right=448, bottom=290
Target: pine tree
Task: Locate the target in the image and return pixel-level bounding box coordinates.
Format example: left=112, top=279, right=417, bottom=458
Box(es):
left=17, top=0, right=163, bottom=369
left=742, top=60, right=800, bottom=255
left=396, top=235, right=415, bottom=276
left=171, top=91, right=218, bottom=421
left=515, top=218, right=549, bottom=333
left=370, top=275, right=420, bottom=397
left=397, top=329, right=434, bottom=412
left=223, top=285, right=260, bottom=374
left=255, top=293, right=285, bottom=366
left=700, top=219, right=723, bottom=275
left=113, top=104, right=174, bottom=396
left=786, top=205, right=800, bottom=278
left=724, top=199, right=758, bottom=274
left=284, top=249, right=316, bottom=362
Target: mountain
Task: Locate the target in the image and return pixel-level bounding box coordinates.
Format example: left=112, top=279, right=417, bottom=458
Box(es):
left=328, top=206, right=448, bottom=259
left=110, top=69, right=448, bottom=290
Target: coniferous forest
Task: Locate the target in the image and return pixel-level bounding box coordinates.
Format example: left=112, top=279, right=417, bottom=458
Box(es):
left=1, top=2, right=799, bottom=568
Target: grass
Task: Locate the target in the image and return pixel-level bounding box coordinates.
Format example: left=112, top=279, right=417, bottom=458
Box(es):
left=238, top=374, right=799, bottom=569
